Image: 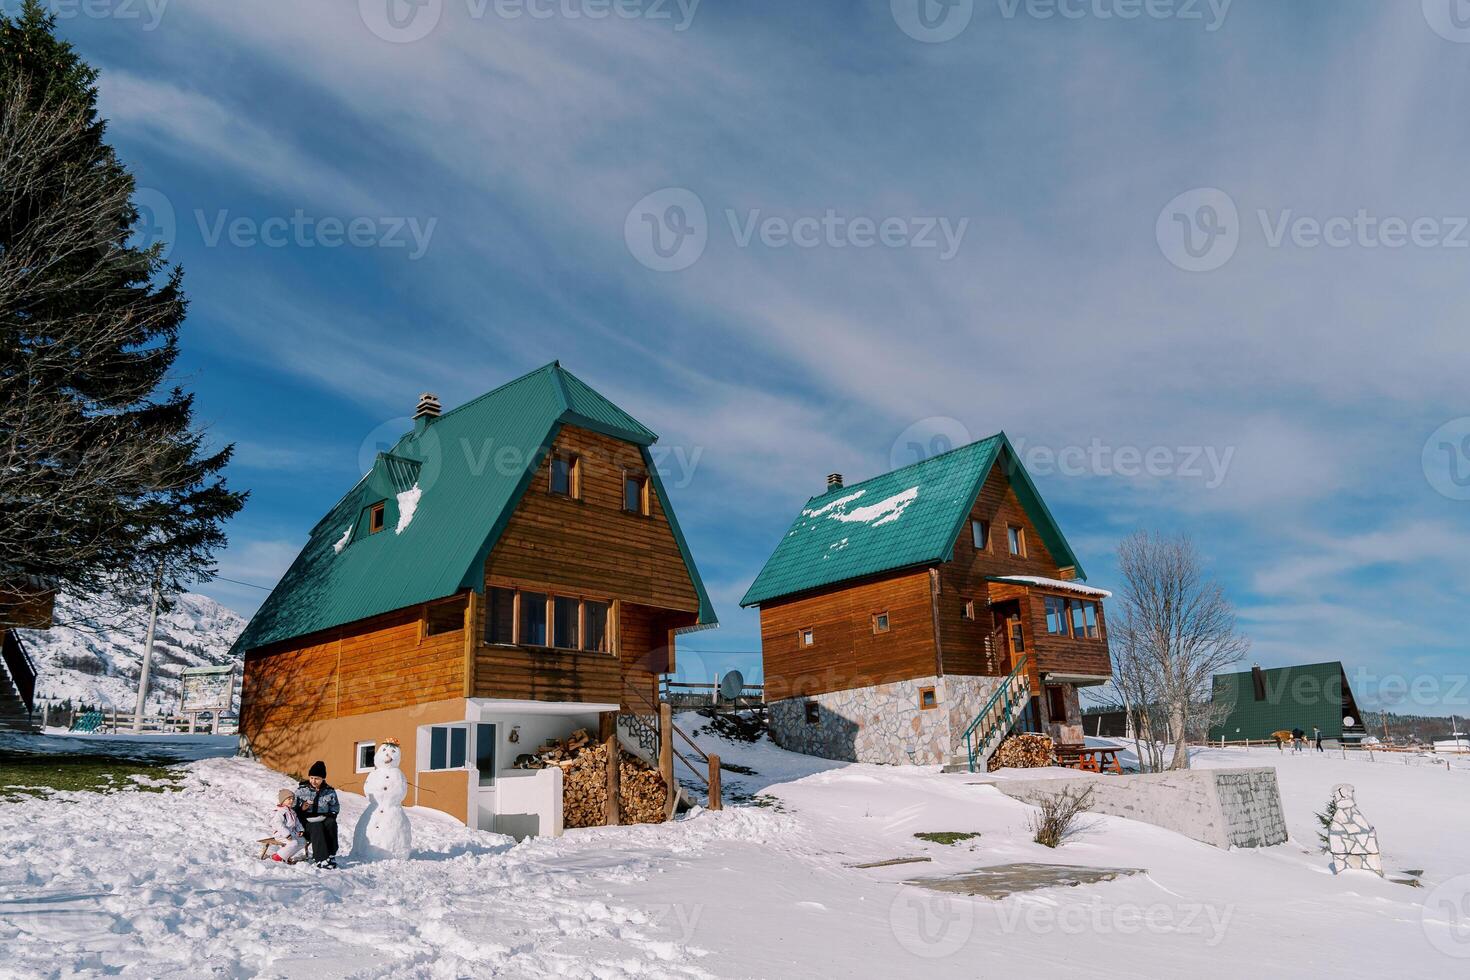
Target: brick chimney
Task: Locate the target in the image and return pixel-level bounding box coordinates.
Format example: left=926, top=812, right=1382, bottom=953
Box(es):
left=826, top=472, right=843, bottom=491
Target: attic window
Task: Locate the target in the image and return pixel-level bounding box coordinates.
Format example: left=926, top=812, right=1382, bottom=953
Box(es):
left=369, top=502, right=386, bottom=534
left=550, top=453, right=579, bottom=498
left=1008, top=525, right=1025, bottom=557
left=971, top=519, right=989, bottom=551
left=624, top=471, right=650, bottom=515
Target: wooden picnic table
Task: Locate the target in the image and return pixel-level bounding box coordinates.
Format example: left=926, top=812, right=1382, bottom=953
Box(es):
left=1056, top=744, right=1123, bottom=774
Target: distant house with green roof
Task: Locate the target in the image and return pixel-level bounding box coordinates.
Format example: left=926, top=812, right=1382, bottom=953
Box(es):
left=236, top=363, right=715, bottom=835
left=741, top=434, right=1113, bottom=769
left=1208, top=662, right=1367, bottom=743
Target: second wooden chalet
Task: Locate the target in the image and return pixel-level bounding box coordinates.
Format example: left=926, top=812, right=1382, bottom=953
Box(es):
left=234, top=363, right=715, bottom=833
left=741, top=435, right=1111, bottom=769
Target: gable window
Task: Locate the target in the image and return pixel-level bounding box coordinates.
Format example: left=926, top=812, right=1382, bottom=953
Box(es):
left=971, top=519, right=989, bottom=551
left=485, top=587, right=516, bottom=645
left=354, top=741, right=376, bottom=773
left=425, top=596, right=466, bottom=636
left=962, top=600, right=976, bottom=621
left=519, top=591, right=549, bottom=646
left=804, top=701, right=820, bottom=725
left=624, top=471, right=650, bottom=515
left=428, top=724, right=468, bottom=771
left=369, top=502, right=386, bottom=534
left=584, top=600, right=610, bottom=653
left=1044, top=596, right=1069, bottom=636
left=872, top=611, right=890, bottom=634
left=552, top=596, right=580, bottom=650
left=549, top=453, right=578, bottom=498
left=919, top=686, right=938, bottom=710
left=799, top=627, right=815, bottom=647
left=1008, top=525, right=1025, bottom=557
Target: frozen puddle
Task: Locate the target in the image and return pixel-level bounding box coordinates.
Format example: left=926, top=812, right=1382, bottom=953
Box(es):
left=903, top=863, right=1147, bottom=899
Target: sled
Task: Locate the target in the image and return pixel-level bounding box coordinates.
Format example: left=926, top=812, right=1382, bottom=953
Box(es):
left=257, top=838, right=312, bottom=863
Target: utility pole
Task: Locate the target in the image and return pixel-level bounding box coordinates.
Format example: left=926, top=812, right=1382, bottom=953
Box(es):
left=132, top=564, right=163, bottom=733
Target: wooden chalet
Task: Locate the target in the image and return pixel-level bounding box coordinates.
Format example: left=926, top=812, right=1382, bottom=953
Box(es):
left=234, top=363, right=716, bottom=833
left=741, top=435, right=1112, bottom=769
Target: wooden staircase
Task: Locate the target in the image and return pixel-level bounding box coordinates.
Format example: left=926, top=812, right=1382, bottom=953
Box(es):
left=0, top=629, right=38, bottom=733
left=949, top=655, right=1031, bottom=773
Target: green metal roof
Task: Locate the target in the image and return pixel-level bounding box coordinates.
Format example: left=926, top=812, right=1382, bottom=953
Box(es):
left=739, top=432, right=1085, bottom=607
left=1208, top=662, right=1361, bottom=741
left=233, top=362, right=715, bottom=655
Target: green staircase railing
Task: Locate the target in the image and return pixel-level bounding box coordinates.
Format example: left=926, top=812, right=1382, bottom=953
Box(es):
left=961, top=654, right=1031, bottom=772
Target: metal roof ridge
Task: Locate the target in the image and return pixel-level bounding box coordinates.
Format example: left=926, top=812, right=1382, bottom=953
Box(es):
left=801, top=432, right=1003, bottom=504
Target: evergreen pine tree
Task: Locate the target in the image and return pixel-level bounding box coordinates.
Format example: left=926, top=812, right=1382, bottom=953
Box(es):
left=0, top=1, right=246, bottom=626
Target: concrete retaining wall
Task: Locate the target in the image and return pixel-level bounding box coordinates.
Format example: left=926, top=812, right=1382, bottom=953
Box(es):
left=992, top=766, right=1288, bottom=849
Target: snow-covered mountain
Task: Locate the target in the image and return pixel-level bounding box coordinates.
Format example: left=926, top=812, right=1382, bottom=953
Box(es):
left=17, top=592, right=247, bottom=713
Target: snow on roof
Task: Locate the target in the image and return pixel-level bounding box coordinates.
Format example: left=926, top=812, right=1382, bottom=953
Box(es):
left=826, top=487, right=919, bottom=528
left=332, top=525, right=352, bottom=554
left=802, top=489, right=866, bottom=517
left=988, top=575, right=1112, bottom=599
left=394, top=484, right=422, bottom=534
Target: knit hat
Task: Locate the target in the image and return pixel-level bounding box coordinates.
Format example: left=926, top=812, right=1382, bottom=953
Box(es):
left=308, top=760, right=327, bottom=778
left=277, top=788, right=295, bottom=804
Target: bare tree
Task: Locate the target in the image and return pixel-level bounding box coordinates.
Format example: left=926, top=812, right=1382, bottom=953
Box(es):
left=1106, top=531, right=1249, bottom=770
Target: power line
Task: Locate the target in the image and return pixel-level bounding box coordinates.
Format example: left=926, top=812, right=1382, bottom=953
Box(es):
left=211, top=575, right=274, bottom=591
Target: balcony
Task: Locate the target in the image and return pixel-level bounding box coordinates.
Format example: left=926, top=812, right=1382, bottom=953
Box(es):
left=984, top=576, right=1113, bottom=685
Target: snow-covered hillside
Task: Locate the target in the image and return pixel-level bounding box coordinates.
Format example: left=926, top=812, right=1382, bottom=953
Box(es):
left=17, top=592, right=246, bottom=713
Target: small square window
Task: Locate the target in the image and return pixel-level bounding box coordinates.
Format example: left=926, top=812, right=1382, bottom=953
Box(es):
left=971, top=519, right=989, bottom=551
left=919, top=686, right=938, bottom=710
left=369, top=502, right=386, bottom=534
left=624, top=472, right=649, bottom=515
left=799, top=628, right=815, bottom=647
left=804, top=701, right=820, bottom=724
left=355, top=741, right=376, bottom=773
left=1008, top=525, right=1025, bottom=556
left=872, top=612, right=890, bottom=634
left=550, top=453, right=578, bottom=498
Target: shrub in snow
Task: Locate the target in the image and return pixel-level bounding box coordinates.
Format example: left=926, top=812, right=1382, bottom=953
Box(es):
left=1029, top=785, right=1095, bottom=849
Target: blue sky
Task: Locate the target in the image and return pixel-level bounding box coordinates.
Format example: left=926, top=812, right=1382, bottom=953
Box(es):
left=48, top=0, right=1470, bottom=715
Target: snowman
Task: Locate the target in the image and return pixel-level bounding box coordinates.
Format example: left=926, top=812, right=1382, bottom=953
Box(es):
left=352, top=738, right=413, bottom=861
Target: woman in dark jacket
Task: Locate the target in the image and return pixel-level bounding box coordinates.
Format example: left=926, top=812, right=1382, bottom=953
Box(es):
left=294, top=761, right=341, bottom=868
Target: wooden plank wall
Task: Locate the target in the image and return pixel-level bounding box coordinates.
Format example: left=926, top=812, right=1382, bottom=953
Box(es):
left=936, top=463, right=1065, bottom=676
left=482, top=425, right=700, bottom=613
left=758, top=569, right=938, bottom=701
left=242, top=603, right=467, bottom=743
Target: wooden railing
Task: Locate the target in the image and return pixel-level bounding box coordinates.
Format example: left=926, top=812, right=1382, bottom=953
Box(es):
left=624, top=682, right=722, bottom=813
left=961, top=655, right=1031, bottom=772
left=1, top=628, right=37, bottom=713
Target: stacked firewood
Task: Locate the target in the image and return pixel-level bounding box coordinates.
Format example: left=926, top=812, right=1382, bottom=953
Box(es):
left=527, top=729, right=669, bottom=828
left=987, top=733, right=1056, bottom=772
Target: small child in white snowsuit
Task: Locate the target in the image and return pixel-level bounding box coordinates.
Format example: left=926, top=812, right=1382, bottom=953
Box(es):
left=270, top=788, right=308, bottom=863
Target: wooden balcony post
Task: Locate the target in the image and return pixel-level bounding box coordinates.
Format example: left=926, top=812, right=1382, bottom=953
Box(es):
left=601, top=711, right=620, bottom=827
left=707, top=754, right=722, bottom=811
left=659, top=702, right=674, bottom=819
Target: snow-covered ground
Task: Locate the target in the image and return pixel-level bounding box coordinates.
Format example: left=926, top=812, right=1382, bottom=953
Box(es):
left=2, top=725, right=1468, bottom=978
left=18, top=592, right=245, bottom=714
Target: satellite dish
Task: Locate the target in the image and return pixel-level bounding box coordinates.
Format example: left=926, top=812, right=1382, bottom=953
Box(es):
left=1343, top=716, right=1356, bottom=728
left=718, top=670, right=745, bottom=702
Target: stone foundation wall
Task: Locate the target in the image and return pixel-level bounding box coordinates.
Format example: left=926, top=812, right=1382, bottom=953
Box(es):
left=768, top=674, right=1003, bottom=766
left=992, top=766, right=1288, bottom=849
